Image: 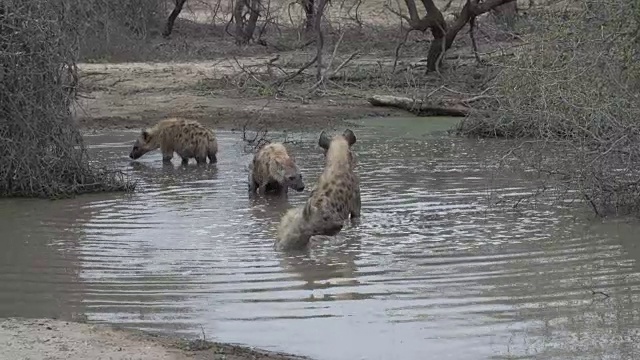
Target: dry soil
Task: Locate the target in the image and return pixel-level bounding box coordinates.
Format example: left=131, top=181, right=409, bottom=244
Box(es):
left=0, top=318, right=309, bottom=360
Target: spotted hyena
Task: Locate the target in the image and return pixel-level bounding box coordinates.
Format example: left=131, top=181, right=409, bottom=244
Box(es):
left=128, top=118, right=218, bottom=165
left=248, top=142, right=305, bottom=195
left=275, top=129, right=361, bottom=250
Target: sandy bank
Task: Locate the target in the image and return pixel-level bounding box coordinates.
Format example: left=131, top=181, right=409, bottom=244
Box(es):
left=0, top=318, right=309, bottom=360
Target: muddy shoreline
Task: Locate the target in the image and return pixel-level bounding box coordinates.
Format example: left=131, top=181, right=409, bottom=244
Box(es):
left=76, top=95, right=403, bottom=133
left=0, top=318, right=310, bottom=360
left=73, top=59, right=409, bottom=134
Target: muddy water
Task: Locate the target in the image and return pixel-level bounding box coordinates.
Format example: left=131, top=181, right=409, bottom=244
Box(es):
left=2, top=117, right=640, bottom=359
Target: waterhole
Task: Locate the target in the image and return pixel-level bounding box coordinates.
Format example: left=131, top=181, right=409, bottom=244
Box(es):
left=1, top=117, right=639, bottom=359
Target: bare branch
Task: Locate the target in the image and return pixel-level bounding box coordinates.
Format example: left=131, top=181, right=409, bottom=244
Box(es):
left=308, top=51, right=359, bottom=94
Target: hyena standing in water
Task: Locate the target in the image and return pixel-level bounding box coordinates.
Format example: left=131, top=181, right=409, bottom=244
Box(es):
left=248, top=142, right=305, bottom=195
left=275, top=129, right=361, bottom=250
left=128, top=118, right=218, bottom=165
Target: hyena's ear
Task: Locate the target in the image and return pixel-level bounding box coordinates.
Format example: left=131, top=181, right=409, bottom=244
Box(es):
left=318, top=131, right=331, bottom=150
left=141, top=130, right=150, bottom=142
left=343, top=129, right=356, bottom=146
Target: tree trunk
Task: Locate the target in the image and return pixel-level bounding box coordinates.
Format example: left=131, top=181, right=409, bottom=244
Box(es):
left=314, top=0, right=327, bottom=81
left=163, top=0, right=187, bottom=37
left=244, top=0, right=261, bottom=42
left=233, top=0, right=261, bottom=45
left=234, top=0, right=247, bottom=44
left=425, top=0, right=516, bottom=71
left=303, top=0, right=315, bottom=32
left=425, top=0, right=467, bottom=72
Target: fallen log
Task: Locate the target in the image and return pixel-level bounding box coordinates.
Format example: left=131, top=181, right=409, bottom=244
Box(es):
left=367, top=95, right=470, bottom=117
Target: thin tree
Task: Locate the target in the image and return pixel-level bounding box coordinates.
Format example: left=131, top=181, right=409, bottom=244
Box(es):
left=234, top=0, right=261, bottom=45
left=302, top=0, right=315, bottom=32
left=163, top=0, right=187, bottom=37
left=390, top=0, right=516, bottom=71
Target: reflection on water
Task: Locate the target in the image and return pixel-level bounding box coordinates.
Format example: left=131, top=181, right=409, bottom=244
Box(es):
left=1, top=119, right=640, bottom=360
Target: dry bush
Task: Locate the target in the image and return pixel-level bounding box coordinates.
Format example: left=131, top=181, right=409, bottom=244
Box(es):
left=0, top=0, right=134, bottom=198
left=66, top=0, right=167, bottom=60
left=239, top=102, right=302, bottom=154
left=457, top=0, right=640, bottom=216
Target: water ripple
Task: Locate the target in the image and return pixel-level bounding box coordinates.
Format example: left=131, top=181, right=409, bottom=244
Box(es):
left=0, top=126, right=640, bottom=360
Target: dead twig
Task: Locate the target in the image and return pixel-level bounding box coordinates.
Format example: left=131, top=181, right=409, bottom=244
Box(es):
left=272, top=54, right=319, bottom=87
left=308, top=51, right=359, bottom=95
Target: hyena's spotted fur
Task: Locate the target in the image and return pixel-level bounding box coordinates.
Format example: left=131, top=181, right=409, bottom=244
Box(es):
left=129, top=118, right=218, bottom=165
left=249, top=143, right=305, bottom=195
left=275, top=129, right=361, bottom=250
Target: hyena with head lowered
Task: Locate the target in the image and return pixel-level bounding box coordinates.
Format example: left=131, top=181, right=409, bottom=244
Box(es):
left=249, top=142, right=305, bottom=195
left=129, top=118, right=218, bottom=165
left=275, top=129, right=361, bottom=250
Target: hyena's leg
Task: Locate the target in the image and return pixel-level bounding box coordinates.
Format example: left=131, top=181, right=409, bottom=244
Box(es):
left=193, top=145, right=208, bottom=166
left=350, top=189, right=362, bottom=219
left=248, top=173, right=258, bottom=192
left=263, top=180, right=285, bottom=195
left=161, top=146, right=174, bottom=164
left=195, top=155, right=207, bottom=165
left=207, top=149, right=217, bottom=164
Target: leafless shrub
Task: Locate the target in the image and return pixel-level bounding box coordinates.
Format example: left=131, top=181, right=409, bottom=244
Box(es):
left=0, top=0, right=134, bottom=198
left=239, top=101, right=302, bottom=154
left=458, top=0, right=640, bottom=216
left=241, top=116, right=272, bottom=153
left=65, top=0, right=166, bottom=60
left=241, top=119, right=302, bottom=154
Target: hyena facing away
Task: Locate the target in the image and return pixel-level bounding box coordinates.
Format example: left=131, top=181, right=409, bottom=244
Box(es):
left=275, top=129, right=361, bottom=250
left=249, top=142, right=305, bottom=195
left=129, top=118, right=218, bottom=165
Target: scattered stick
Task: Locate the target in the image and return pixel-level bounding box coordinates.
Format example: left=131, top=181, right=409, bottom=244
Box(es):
left=308, top=51, right=359, bottom=94
left=590, top=289, right=610, bottom=298
left=231, top=56, right=269, bottom=89
left=271, top=55, right=319, bottom=88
